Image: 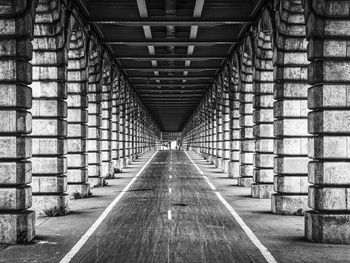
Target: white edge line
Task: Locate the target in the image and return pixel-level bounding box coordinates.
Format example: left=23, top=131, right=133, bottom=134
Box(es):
left=168, top=210, right=172, bottom=220
left=59, top=150, right=159, bottom=263
left=184, top=151, right=278, bottom=263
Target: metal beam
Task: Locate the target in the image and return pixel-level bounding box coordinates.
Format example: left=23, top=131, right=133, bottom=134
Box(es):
left=134, top=83, right=208, bottom=87
left=124, top=67, right=217, bottom=72
left=118, top=56, right=224, bottom=61
left=129, top=76, right=213, bottom=80
left=104, top=39, right=236, bottom=46
left=89, top=18, right=253, bottom=26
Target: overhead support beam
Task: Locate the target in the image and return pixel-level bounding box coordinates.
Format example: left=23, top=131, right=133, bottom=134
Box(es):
left=133, top=83, right=209, bottom=87
left=89, top=18, right=253, bottom=26
left=118, top=56, right=224, bottom=61
left=139, top=94, right=203, bottom=97
left=136, top=91, right=206, bottom=94
left=124, top=67, right=217, bottom=72
left=129, top=76, right=213, bottom=80
left=104, top=39, right=236, bottom=46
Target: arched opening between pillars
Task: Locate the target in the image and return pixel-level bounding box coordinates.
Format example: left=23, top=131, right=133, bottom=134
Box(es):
left=251, top=8, right=275, bottom=199
left=272, top=0, right=309, bottom=215
left=239, top=34, right=255, bottom=187
left=66, top=14, right=90, bottom=198
left=31, top=0, right=70, bottom=215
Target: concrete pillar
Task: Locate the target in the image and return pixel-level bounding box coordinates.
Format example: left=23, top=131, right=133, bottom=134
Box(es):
left=101, top=60, right=113, bottom=178
left=0, top=0, right=36, bottom=243
left=239, top=41, right=254, bottom=187
left=210, top=87, right=217, bottom=164
left=222, top=70, right=231, bottom=173
left=252, top=26, right=274, bottom=198
left=304, top=0, right=350, bottom=243
left=111, top=74, right=119, bottom=172
left=31, top=0, right=69, bottom=215
left=66, top=28, right=90, bottom=198
left=124, top=87, right=130, bottom=165
left=204, top=95, right=210, bottom=159
left=118, top=80, right=126, bottom=169
left=228, top=55, right=240, bottom=184
left=272, top=0, right=309, bottom=215
left=215, top=81, right=223, bottom=169
left=87, top=47, right=103, bottom=188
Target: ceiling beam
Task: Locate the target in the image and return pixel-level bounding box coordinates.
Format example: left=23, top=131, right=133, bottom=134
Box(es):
left=104, top=39, right=236, bottom=46
left=118, top=56, right=224, bottom=61
left=129, top=76, right=213, bottom=80
left=89, top=18, right=253, bottom=26
left=134, top=83, right=208, bottom=87
left=124, top=67, right=217, bottom=72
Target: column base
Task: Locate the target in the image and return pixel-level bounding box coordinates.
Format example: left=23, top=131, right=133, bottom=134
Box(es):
left=220, top=159, right=229, bottom=173
left=101, top=162, right=112, bottom=178
left=271, top=194, right=308, bottom=215
left=114, top=159, right=124, bottom=173
left=251, top=183, right=273, bottom=199
left=89, top=177, right=103, bottom=188
left=123, top=157, right=130, bottom=167
left=32, top=194, right=70, bottom=216
left=238, top=177, right=253, bottom=187
left=228, top=161, right=239, bottom=181
left=214, top=157, right=221, bottom=169
left=0, top=210, right=35, bottom=244
left=67, top=183, right=91, bottom=199
left=305, top=211, right=350, bottom=244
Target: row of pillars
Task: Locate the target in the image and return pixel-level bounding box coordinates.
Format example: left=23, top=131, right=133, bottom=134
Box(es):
left=182, top=0, right=350, bottom=244
left=0, top=0, right=160, bottom=244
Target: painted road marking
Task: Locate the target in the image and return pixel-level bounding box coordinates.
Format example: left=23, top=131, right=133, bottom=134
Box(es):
left=168, top=210, right=172, bottom=220
left=60, top=151, right=159, bottom=263
left=169, top=188, right=172, bottom=193
left=184, top=151, right=278, bottom=263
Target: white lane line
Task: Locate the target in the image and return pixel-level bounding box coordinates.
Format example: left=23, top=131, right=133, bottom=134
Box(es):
left=169, top=188, right=172, bottom=193
left=184, top=151, right=278, bottom=263
left=169, top=175, right=172, bottom=179
left=168, top=210, right=172, bottom=220
left=60, top=151, right=159, bottom=263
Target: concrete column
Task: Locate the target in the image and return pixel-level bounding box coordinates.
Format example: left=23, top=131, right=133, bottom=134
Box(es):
left=209, top=87, right=217, bottom=164
left=124, top=87, right=130, bottom=166
left=252, top=29, right=274, bottom=198
left=117, top=79, right=125, bottom=171
left=215, top=81, right=223, bottom=169
left=101, top=61, right=113, bottom=178
left=239, top=42, right=254, bottom=187
left=304, top=0, right=350, bottom=243
left=204, top=95, right=210, bottom=159
left=111, top=75, right=119, bottom=172
left=129, top=95, right=135, bottom=160
left=87, top=47, right=103, bottom=188
left=0, top=0, right=35, bottom=243
left=66, top=28, right=90, bottom=198
left=222, top=71, right=230, bottom=173
left=118, top=81, right=126, bottom=168
left=228, top=55, right=240, bottom=184
left=31, top=0, right=69, bottom=215
left=272, top=0, right=309, bottom=214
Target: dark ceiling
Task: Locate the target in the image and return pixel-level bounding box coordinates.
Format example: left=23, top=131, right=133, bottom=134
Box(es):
left=76, top=0, right=265, bottom=132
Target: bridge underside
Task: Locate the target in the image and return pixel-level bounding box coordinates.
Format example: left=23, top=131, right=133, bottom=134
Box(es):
left=0, top=0, right=350, bottom=261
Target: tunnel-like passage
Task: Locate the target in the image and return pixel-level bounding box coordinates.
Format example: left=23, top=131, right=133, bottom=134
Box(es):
left=1, top=0, right=350, bottom=261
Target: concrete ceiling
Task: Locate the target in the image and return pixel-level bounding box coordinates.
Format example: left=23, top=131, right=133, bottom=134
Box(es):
left=75, top=0, right=265, bottom=131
